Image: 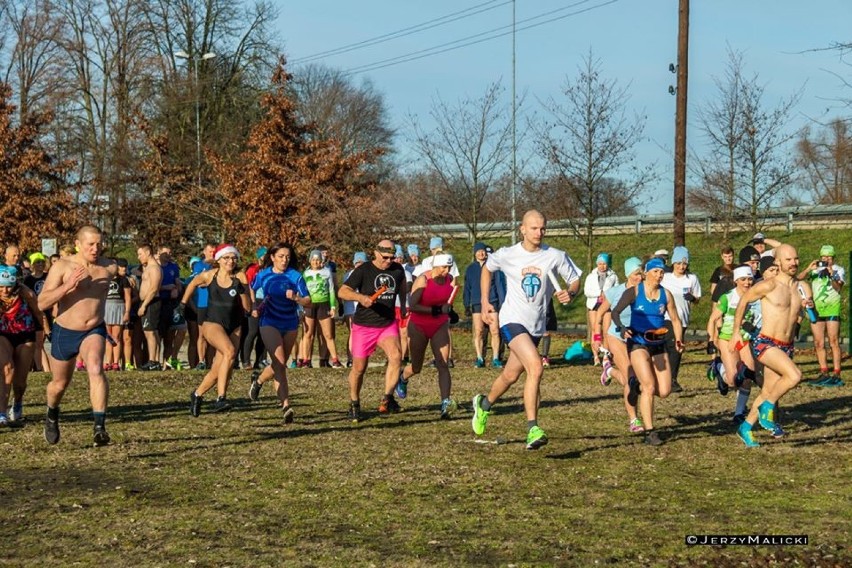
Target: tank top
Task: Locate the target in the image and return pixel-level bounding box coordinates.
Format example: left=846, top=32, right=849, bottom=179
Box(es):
left=206, top=271, right=245, bottom=330
left=629, top=282, right=668, bottom=345
left=409, top=273, right=453, bottom=326
left=0, top=295, right=36, bottom=334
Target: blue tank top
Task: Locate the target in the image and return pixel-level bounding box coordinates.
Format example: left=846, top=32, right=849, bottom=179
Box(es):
left=629, top=282, right=668, bottom=345
left=256, top=267, right=309, bottom=331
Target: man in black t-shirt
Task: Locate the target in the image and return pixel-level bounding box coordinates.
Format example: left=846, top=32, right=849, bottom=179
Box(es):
left=338, top=239, right=408, bottom=422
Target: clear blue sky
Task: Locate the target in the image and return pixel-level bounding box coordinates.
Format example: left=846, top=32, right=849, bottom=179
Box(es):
left=278, top=0, right=851, bottom=214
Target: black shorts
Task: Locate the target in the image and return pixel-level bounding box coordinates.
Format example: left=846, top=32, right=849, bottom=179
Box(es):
left=545, top=302, right=557, bottom=332
left=0, top=331, right=36, bottom=348
left=305, top=301, right=332, bottom=320
left=184, top=301, right=198, bottom=323
left=627, top=338, right=667, bottom=356
left=141, top=298, right=161, bottom=332
left=470, top=303, right=482, bottom=314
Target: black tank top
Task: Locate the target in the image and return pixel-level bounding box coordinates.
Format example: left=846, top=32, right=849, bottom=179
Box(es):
left=205, top=271, right=246, bottom=332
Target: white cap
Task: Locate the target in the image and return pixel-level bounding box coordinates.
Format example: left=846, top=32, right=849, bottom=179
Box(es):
left=733, top=265, right=754, bottom=281
left=432, top=253, right=454, bottom=267
left=654, top=249, right=669, bottom=257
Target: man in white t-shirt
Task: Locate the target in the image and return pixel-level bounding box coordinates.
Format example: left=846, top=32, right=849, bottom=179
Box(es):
left=471, top=210, right=582, bottom=450
left=661, top=246, right=702, bottom=391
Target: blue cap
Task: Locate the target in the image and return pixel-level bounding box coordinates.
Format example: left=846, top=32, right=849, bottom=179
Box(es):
left=0, top=268, right=16, bottom=287
left=671, top=246, right=689, bottom=264
left=473, top=242, right=487, bottom=253
left=353, top=251, right=368, bottom=263
left=394, top=244, right=404, bottom=258
left=407, top=244, right=419, bottom=257
left=596, top=253, right=610, bottom=266
left=623, top=257, right=642, bottom=278
left=429, top=236, right=443, bottom=250
left=189, top=256, right=202, bottom=269
left=256, top=246, right=268, bottom=259
left=645, top=258, right=665, bottom=272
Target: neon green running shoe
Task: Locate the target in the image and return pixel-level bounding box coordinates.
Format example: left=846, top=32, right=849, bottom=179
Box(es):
left=471, top=394, right=490, bottom=436
left=757, top=400, right=776, bottom=431
left=526, top=426, right=548, bottom=450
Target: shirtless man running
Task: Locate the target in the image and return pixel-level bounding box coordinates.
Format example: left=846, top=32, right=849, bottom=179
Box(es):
left=731, top=244, right=811, bottom=447
left=38, top=226, right=117, bottom=446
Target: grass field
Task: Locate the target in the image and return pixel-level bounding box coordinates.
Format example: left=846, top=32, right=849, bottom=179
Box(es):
left=1, top=329, right=849, bottom=567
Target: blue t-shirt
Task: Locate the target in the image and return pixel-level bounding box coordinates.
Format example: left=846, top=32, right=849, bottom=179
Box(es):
left=160, top=261, right=181, bottom=300
left=605, top=283, right=629, bottom=342
left=629, top=282, right=669, bottom=345
left=253, top=267, right=308, bottom=331
left=192, top=261, right=212, bottom=308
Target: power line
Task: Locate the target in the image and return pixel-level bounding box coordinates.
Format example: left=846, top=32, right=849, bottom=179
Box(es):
left=342, top=0, right=620, bottom=76
left=291, top=0, right=510, bottom=64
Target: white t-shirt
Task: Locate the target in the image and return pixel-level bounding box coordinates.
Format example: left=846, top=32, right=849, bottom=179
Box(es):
left=661, top=271, right=702, bottom=327
left=414, top=254, right=460, bottom=278
left=485, top=243, right=582, bottom=336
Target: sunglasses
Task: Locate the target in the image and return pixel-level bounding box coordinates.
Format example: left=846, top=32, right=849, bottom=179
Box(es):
left=379, top=254, right=394, bottom=261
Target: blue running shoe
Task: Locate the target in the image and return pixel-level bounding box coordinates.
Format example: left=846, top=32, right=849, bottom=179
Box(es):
left=737, top=422, right=760, bottom=448
left=771, top=423, right=785, bottom=438
left=474, top=358, right=485, bottom=368
left=757, top=400, right=776, bottom=431
left=395, top=373, right=408, bottom=399
left=492, top=359, right=503, bottom=368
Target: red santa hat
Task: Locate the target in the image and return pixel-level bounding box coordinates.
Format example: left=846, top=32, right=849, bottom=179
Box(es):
left=214, top=244, right=239, bottom=261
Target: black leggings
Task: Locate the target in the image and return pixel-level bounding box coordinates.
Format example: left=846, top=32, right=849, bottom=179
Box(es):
left=240, top=315, right=266, bottom=367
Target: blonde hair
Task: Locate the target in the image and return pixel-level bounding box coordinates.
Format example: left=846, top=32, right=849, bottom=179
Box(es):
left=59, top=244, right=76, bottom=258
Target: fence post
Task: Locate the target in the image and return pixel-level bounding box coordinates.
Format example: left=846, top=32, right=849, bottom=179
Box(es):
left=705, top=217, right=711, bottom=236
left=787, top=212, right=794, bottom=234
left=635, top=219, right=642, bottom=234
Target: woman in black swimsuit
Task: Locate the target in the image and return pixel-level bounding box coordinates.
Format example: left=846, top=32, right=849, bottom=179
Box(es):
left=180, top=245, right=250, bottom=416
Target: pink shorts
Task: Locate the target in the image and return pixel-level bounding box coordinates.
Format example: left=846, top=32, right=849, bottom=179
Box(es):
left=350, top=322, right=399, bottom=359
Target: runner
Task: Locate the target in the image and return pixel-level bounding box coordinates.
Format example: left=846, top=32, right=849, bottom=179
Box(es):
left=583, top=253, right=619, bottom=365
left=23, top=252, right=49, bottom=372
left=595, top=257, right=644, bottom=432
left=38, top=226, right=118, bottom=446
left=732, top=244, right=810, bottom=447
left=798, top=244, right=845, bottom=385
left=338, top=239, right=408, bottom=422
left=611, top=257, right=683, bottom=446
left=395, top=253, right=459, bottom=419
left=247, top=243, right=311, bottom=422
left=0, top=267, right=48, bottom=425
left=471, top=210, right=582, bottom=450
left=661, top=246, right=701, bottom=392
left=181, top=244, right=250, bottom=415
left=104, top=258, right=132, bottom=371
left=298, top=249, right=342, bottom=368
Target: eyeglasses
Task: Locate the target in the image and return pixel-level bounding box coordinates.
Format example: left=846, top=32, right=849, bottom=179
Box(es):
left=220, top=256, right=237, bottom=261
left=379, top=255, right=394, bottom=261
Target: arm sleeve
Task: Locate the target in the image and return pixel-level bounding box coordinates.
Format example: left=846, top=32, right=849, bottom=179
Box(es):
left=328, top=274, right=338, bottom=310
left=611, top=286, right=637, bottom=331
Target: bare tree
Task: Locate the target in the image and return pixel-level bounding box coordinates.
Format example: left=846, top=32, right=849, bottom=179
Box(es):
left=538, top=50, right=653, bottom=266
left=797, top=119, right=852, bottom=204
left=691, top=49, right=800, bottom=234
left=408, top=82, right=514, bottom=241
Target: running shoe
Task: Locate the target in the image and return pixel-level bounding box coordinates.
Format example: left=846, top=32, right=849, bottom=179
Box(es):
left=296, top=360, right=306, bottom=369
left=10, top=403, right=22, bottom=423
left=348, top=402, right=362, bottom=423
left=771, top=423, right=786, bottom=438
left=600, top=360, right=613, bottom=386
left=737, top=422, right=760, bottom=448
left=111, top=363, right=121, bottom=371
left=492, top=359, right=503, bottom=368
left=248, top=379, right=262, bottom=402
left=378, top=395, right=401, bottom=415
left=75, top=361, right=85, bottom=372
left=541, top=356, right=550, bottom=368
left=395, top=373, right=408, bottom=399
left=44, top=415, right=60, bottom=444
left=447, top=358, right=455, bottom=369
left=440, top=398, right=458, bottom=420
left=330, top=359, right=344, bottom=369
left=706, top=360, right=716, bottom=382
left=195, top=362, right=207, bottom=371
left=140, top=361, right=162, bottom=371
left=212, top=396, right=232, bottom=413
left=124, top=363, right=136, bottom=371
left=732, top=413, right=746, bottom=426
left=643, top=430, right=663, bottom=446
left=716, top=364, right=729, bottom=396
left=629, top=418, right=644, bottom=433
left=282, top=405, right=294, bottom=424
left=189, top=391, right=203, bottom=417
left=345, top=359, right=352, bottom=368
left=525, top=426, right=548, bottom=450
left=471, top=394, right=490, bottom=436
left=93, top=425, right=110, bottom=447
left=757, top=400, right=776, bottom=431
left=251, top=369, right=262, bottom=383
left=0, top=414, right=7, bottom=426
left=474, top=357, right=485, bottom=368
left=171, top=357, right=183, bottom=371
left=670, top=380, right=683, bottom=393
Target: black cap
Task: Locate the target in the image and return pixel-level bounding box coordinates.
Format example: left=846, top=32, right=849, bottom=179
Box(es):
left=738, top=246, right=760, bottom=263
left=759, top=256, right=776, bottom=273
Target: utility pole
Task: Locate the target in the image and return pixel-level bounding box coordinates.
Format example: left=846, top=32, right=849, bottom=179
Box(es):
left=511, top=0, right=517, bottom=244
left=673, top=0, right=689, bottom=246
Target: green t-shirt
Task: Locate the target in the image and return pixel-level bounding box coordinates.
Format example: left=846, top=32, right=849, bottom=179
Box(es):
left=809, top=265, right=845, bottom=317
left=303, top=268, right=337, bottom=309
left=717, top=289, right=741, bottom=340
